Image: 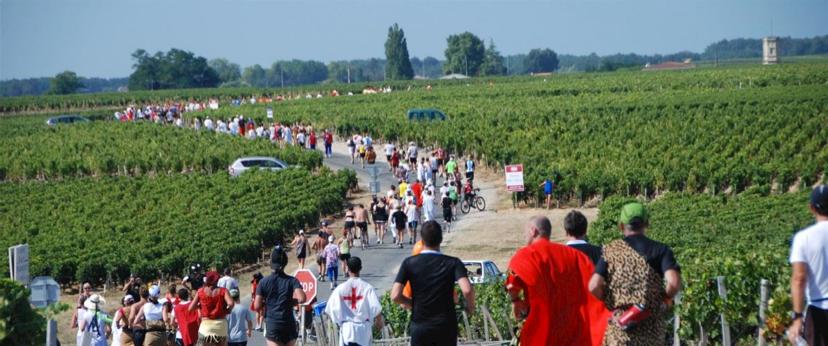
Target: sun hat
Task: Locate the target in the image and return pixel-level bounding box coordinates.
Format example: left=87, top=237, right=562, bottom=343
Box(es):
left=229, top=289, right=240, bottom=299
left=83, top=294, right=106, bottom=310
left=123, top=295, right=135, bottom=304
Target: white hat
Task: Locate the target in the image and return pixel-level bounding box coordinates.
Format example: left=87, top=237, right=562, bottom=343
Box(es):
left=83, top=294, right=106, bottom=310
left=149, top=285, right=161, bottom=298
left=328, top=235, right=335, bottom=242
left=299, top=230, right=304, bottom=235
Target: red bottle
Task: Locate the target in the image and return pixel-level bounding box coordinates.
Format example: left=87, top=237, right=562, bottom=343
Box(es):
left=617, top=304, right=652, bottom=330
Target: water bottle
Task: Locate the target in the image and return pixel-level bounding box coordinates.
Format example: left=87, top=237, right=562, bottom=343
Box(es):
left=785, top=330, right=808, bottom=346
left=617, top=304, right=652, bottom=331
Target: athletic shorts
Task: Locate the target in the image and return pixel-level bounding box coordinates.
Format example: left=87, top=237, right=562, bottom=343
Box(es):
left=409, top=157, right=417, bottom=164
left=443, top=209, right=453, bottom=222
left=339, top=253, right=351, bottom=261
left=408, top=221, right=418, bottom=229
left=344, top=221, right=355, bottom=229
left=805, top=305, right=828, bottom=346
left=264, top=320, right=298, bottom=344
left=356, top=221, right=368, bottom=231
left=466, top=171, right=474, bottom=180
left=386, top=155, right=392, bottom=161
left=409, top=322, right=457, bottom=346
left=436, top=159, right=444, bottom=166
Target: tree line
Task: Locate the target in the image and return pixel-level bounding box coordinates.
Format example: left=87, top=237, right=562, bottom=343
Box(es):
left=4, top=30, right=826, bottom=96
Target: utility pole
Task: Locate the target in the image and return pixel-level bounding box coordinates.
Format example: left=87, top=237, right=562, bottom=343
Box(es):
left=347, top=62, right=351, bottom=84
left=464, top=55, right=468, bottom=76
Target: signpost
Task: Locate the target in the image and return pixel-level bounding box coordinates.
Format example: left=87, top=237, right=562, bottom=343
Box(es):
left=8, top=244, right=29, bottom=286
left=294, top=269, right=318, bottom=345
left=368, top=166, right=381, bottom=194
left=266, top=106, right=274, bottom=119
left=505, top=164, right=524, bottom=208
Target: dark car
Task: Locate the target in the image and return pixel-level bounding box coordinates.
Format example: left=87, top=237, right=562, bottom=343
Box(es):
left=407, top=109, right=446, bottom=121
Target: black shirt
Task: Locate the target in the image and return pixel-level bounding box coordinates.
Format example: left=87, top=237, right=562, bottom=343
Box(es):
left=391, top=210, right=407, bottom=228
left=256, top=272, right=302, bottom=325
left=186, top=274, right=204, bottom=290
left=394, top=253, right=467, bottom=327
left=568, top=242, right=602, bottom=265
left=595, top=234, right=680, bottom=278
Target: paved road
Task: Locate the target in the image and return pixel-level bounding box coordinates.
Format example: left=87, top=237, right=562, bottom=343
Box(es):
left=243, top=140, right=448, bottom=345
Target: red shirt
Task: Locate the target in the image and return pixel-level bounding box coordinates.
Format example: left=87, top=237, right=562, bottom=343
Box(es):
left=174, top=301, right=200, bottom=346
left=508, top=238, right=610, bottom=346
left=412, top=183, right=424, bottom=207
left=309, top=132, right=317, bottom=145
left=324, top=133, right=333, bottom=145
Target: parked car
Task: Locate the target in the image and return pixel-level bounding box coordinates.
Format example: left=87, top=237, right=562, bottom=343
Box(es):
left=228, top=157, right=288, bottom=177
left=462, top=260, right=504, bottom=284
left=407, top=108, right=446, bottom=121
left=46, top=115, right=90, bottom=126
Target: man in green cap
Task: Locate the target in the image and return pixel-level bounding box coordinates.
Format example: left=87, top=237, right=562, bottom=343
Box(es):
left=588, top=202, right=682, bottom=345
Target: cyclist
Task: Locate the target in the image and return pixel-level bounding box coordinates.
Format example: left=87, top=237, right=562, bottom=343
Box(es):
left=463, top=179, right=475, bottom=206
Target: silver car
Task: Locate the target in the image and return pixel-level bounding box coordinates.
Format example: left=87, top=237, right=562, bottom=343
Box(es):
left=463, top=260, right=504, bottom=284
left=46, top=115, right=90, bottom=126
left=228, top=157, right=288, bottom=177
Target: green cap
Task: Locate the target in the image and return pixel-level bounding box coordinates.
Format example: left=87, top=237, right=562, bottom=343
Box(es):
left=619, top=202, right=648, bottom=225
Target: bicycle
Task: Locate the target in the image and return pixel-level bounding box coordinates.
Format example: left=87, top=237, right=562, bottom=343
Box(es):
left=460, top=188, right=486, bottom=214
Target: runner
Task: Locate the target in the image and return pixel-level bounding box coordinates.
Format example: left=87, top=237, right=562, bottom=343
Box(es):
left=373, top=199, right=389, bottom=244
left=338, top=233, right=352, bottom=273
left=249, top=273, right=264, bottom=331
left=433, top=147, right=447, bottom=178
left=112, top=295, right=135, bottom=346
left=391, top=205, right=408, bottom=249
left=323, top=236, right=341, bottom=288
left=78, top=294, right=110, bottom=346
left=448, top=182, right=459, bottom=219
left=323, top=129, right=334, bottom=158
left=227, top=289, right=254, bottom=346
left=189, top=271, right=234, bottom=346
left=565, top=210, right=602, bottom=265
left=445, top=155, right=457, bottom=180
left=422, top=190, right=436, bottom=222
left=128, top=288, right=149, bottom=346
left=405, top=199, right=419, bottom=245
left=398, top=180, right=408, bottom=199
left=385, top=142, right=396, bottom=170
left=588, top=202, right=682, bottom=345
left=291, top=230, right=308, bottom=269
left=254, top=246, right=307, bottom=346
left=507, top=216, right=610, bottom=345
left=538, top=178, right=555, bottom=209
left=355, top=204, right=370, bottom=247
left=429, top=156, right=438, bottom=183
left=407, top=141, right=418, bottom=165
left=171, top=288, right=200, bottom=346
left=139, top=285, right=167, bottom=346
left=390, top=221, right=475, bottom=345
left=441, top=193, right=453, bottom=234
left=325, top=257, right=384, bottom=346
left=344, top=207, right=356, bottom=247
left=390, top=148, right=401, bottom=173
left=312, top=222, right=331, bottom=282
left=787, top=185, right=828, bottom=345
left=347, top=136, right=356, bottom=164
left=465, top=157, right=476, bottom=181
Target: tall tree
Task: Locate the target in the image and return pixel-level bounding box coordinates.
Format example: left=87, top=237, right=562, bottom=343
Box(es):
left=384, top=23, right=414, bottom=80
left=209, top=58, right=241, bottom=84
left=48, top=71, right=84, bottom=95
left=444, top=32, right=485, bottom=76
left=525, top=48, right=559, bottom=73
left=480, top=40, right=507, bottom=76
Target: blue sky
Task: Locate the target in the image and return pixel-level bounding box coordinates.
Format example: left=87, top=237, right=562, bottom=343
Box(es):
left=1, top=0, right=826, bottom=79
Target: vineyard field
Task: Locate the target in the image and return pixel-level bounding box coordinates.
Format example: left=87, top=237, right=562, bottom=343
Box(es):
left=189, top=63, right=828, bottom=200
left=590, top=192, right=813, bottom=341
left=0, top=121, right=323, bottom=180
left=0, top=169, right=355, bottom=284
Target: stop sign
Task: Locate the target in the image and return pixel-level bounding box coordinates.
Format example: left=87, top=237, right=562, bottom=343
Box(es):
left=293, top=269, right=317, bottom=305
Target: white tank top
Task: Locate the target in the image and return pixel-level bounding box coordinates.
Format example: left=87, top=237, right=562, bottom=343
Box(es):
left=143, top=302, right=164, bottom=321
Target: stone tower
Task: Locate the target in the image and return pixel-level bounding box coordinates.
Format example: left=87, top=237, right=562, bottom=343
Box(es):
left=763, top=37, right=779, bottom=65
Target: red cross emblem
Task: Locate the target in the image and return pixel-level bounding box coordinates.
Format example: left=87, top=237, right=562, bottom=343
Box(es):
left=342, top=286, right=364, bottom=310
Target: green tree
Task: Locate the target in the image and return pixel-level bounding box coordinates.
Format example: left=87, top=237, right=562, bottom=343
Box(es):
left=444, top=32, right=485, bottom=76
left=48, top=71, right=84, bottom=95
left=525, top=48, right=559, bottom=73
left=480, top=40, right=507, bottom=76
left=209, top=58, right=242, bottom=84
left=242, top=64, right=268, bottom=87
left=0, top=279, right=46, bottom=345
left=384, top=23, right=414, bottom=80
left=128, top=49, right=219, bottom=90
